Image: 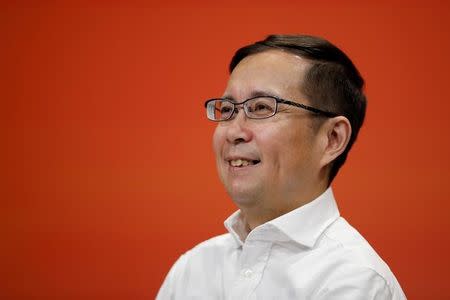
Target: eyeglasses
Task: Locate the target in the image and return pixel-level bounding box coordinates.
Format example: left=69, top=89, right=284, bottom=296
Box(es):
left=204, top=96, right=338, bottom=121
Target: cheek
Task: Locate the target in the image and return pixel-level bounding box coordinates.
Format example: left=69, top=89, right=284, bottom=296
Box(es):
left=256, top=127, right=288, bottom=168
left=269, top=128, right=313, bottom=170
left=212, top=126, right=224, bottom=157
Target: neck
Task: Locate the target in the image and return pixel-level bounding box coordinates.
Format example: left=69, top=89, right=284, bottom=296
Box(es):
left=239, top=182, right=329, bottom=230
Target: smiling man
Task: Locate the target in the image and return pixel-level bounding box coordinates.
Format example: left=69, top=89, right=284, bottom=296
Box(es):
left=157, top=35, right=406, bottom=299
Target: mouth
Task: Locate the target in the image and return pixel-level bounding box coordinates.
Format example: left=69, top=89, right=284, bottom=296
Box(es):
left=228, top=158, right=261, bottom=168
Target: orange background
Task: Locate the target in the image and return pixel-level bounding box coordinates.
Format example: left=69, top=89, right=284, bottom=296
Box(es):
left=2, top=1, right=450, bottom=299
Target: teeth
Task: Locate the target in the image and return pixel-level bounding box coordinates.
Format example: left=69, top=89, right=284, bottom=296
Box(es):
left=230, top=159, right=242, bottom=167
left=230, top=159, right=253, bottom=167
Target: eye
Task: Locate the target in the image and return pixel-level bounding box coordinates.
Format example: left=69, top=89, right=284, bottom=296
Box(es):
left=215, top=101, right=234, bottom=117
left=248, top=98, right=275, bottom=115
left=219, top=106, right=233, bottom=114
left=254, top=102, right=272, bottom=112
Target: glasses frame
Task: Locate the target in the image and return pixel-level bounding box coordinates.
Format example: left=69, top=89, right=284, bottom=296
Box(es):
left=204, top=95, right=339, bottom=121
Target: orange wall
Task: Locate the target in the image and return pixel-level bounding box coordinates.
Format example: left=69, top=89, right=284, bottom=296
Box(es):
left=2, top=1, right=450, bottom=299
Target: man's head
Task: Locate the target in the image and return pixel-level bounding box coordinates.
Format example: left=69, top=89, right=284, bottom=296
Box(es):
left=229, top=35, right=366, bottom=183
left=208, top=35, right=366, bottom=218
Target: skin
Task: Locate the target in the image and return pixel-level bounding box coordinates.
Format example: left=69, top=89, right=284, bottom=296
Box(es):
left=213, top=50, right=351, bottom=231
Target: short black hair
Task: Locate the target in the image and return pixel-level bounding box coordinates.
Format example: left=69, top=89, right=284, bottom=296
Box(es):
left=229, top=34, right=366, bottom=183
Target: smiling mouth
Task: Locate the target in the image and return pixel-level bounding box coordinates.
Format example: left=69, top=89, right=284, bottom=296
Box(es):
left=229, top=159, right=261, bottom=167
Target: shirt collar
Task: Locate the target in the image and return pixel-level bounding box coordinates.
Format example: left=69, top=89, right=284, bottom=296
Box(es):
left=224, top=187, right=340, bottom=249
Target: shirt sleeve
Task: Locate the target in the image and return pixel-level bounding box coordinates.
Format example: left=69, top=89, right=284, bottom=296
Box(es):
left=313, top=267, right=399, bottom=300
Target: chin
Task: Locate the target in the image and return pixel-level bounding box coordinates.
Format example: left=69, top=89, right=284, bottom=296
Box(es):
left=225, top=185, right=262, bottom=208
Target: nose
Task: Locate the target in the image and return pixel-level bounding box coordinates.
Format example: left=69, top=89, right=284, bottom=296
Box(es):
left=225, top=107, right=253, bottom=145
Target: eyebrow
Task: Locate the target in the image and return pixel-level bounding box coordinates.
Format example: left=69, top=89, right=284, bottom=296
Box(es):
left=222, top=89, right=280, bottom=102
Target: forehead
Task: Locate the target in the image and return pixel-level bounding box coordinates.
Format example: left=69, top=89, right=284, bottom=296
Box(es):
left=224, top=50, right=311, bottom=100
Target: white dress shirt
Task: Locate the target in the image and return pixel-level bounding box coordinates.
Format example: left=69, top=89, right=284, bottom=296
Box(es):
left=157, top=188, right=406, bottom=299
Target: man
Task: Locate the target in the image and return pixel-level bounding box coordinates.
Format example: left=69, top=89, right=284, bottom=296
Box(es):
left=157, top=34, right=406, bottom=299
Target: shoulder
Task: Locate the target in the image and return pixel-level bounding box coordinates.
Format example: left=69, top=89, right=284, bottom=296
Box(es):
left=185, top=232, right=236, bottom=258
left=321, top=217, right=391, bottom=276
left=156, top=233, right=235, bottom=299
left=165, top=232, right=235, bottom=276
left=314, top=217, right=406, bottom=299
left=192, top=232, right=236, bottom=249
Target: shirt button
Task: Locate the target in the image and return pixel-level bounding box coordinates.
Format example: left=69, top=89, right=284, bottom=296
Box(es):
left=241, top=268, right=253, bottom=278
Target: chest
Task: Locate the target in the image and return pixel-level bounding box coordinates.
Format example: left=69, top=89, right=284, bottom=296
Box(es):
left=178, top=241, right=326, bottom=300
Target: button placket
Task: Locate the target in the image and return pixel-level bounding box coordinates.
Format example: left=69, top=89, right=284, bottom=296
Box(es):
left=228, top=237, right=274, bottom=299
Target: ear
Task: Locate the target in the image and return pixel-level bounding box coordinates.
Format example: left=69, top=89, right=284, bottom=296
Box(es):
left=319, top=116, right=352, bottom=168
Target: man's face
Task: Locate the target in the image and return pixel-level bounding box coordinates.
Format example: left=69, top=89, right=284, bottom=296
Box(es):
left=213, top=50, right=325, bottom=211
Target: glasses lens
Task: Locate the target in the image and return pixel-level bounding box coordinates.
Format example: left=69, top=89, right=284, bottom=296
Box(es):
left=246, top=97, right=277, bottom=118
left=206, top=99, right=234, bottom=121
